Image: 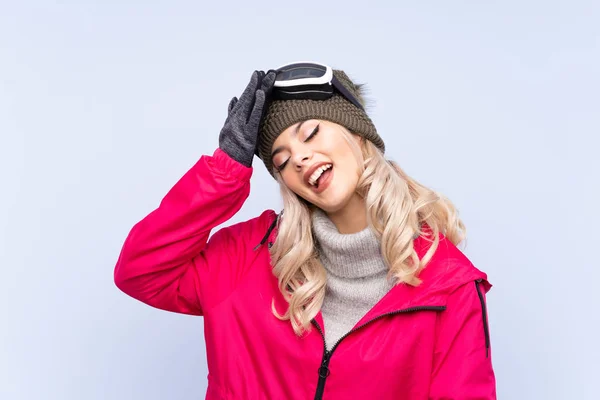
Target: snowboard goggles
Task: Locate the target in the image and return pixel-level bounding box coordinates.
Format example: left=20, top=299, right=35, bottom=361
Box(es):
left=272, top=61, right=365, bottom=111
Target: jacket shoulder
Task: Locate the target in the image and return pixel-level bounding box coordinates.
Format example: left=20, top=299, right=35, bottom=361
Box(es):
left=213, top=209, right=278, bottom=249
left=416, top=232, right=491, bottom=296
left=198, top=209, right=278, bottom=311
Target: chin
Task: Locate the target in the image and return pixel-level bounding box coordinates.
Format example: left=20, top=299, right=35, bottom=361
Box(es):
left=309, top=191, right=355, bottom=214
left=294, top=177, right=359, bottom=213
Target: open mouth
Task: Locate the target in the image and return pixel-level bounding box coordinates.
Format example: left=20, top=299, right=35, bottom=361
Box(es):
left=307, top=164, right=333, bottom=193
left=308, top=164, right=332, bottom=186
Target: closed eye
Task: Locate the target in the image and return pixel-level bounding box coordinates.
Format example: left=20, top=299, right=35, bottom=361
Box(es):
left=275, top=159, right=289, bottom=172
left=276, top=123, right=320, bottom=172
left=305, top=124, right=320, bottom=141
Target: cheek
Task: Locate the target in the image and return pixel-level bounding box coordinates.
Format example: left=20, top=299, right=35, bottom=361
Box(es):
left=338, top=150, right=361, bottom=177
left=338, top=168, right=360, bottom=192
left=281, top=172, right=304, bottom=193
left=334, top=159, right=362, bottom=195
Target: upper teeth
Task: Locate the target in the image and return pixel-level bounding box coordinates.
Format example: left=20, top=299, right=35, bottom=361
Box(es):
left=308, top=164, right=332, bottom=186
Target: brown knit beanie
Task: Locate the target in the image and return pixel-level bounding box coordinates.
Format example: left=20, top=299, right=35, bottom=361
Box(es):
left=257, top=70, right=385, bottom=178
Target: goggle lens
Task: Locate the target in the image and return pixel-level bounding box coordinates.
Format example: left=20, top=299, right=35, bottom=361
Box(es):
left=275, top=63, right=327, bottom=82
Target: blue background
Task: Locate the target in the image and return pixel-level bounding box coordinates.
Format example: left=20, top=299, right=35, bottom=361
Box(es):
left=1, top=1, right=598, bottom=398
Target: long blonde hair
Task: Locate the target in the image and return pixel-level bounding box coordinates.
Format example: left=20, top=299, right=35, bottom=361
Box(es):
left=270, top=128, right=466, bottom=336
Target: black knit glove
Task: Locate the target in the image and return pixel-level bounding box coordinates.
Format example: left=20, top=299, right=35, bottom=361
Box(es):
left=218, top=70, right=276, bottom=167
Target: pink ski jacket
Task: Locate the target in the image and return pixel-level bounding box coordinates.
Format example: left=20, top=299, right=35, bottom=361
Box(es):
left=114, top=149, right=496, bottom=399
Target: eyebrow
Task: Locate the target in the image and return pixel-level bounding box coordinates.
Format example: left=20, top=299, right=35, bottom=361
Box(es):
left=270, top=120, right=306, bottom=159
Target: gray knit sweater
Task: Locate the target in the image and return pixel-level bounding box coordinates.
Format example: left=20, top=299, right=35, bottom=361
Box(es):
left=312, top=209, right=395, bottom=350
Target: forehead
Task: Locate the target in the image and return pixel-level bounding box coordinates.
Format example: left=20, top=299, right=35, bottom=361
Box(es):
left=272, top=120, right=314, bottom=146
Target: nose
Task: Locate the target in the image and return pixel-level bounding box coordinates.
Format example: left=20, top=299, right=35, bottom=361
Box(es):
left=292, top=147, right=313, bottom=171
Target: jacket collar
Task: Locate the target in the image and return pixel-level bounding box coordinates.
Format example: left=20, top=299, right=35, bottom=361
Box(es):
left=352, top=232, right=488, bottom=326
left=262, top=212, right=488, bottom=327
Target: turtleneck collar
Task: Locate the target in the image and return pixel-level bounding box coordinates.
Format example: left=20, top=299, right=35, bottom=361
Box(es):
left=311, top=208, right=388, bottom=279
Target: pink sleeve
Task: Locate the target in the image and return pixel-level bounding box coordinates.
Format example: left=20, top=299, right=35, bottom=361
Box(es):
left=113, top=149, right=252, bottom=316
left=429, top=280, right=497, bottom=400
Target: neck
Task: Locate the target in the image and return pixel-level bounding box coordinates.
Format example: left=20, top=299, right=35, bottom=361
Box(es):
left=326, top=193, right=367, bottom=234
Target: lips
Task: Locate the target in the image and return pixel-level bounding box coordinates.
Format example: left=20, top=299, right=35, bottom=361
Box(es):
left=303, top=162, right=332, bottom=187
left=311, top=167, right=333, bottom=194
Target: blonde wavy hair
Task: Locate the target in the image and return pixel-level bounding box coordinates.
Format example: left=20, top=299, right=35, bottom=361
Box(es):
left=270, top=126, right=466, bottom=336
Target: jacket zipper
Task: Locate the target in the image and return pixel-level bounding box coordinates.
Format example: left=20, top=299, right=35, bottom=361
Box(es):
left=252, top=213, right=280, bottom=251
left=310, top=305, right=446, bottom=400
left=475, top=279, right=491, bottom=357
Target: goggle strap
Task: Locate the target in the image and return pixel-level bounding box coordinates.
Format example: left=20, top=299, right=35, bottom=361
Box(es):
left=331, top=75, right=365, bottom=111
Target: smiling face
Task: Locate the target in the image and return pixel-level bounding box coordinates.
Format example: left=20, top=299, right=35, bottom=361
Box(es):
left=271, top=119, right=364, bottom=214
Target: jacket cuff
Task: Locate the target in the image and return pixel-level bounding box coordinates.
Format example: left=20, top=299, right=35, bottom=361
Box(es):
left=210, top=148, right=253, bottom=182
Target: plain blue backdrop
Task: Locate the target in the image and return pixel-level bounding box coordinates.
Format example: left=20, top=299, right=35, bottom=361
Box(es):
left=1, top=1, right=598, bottom=399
